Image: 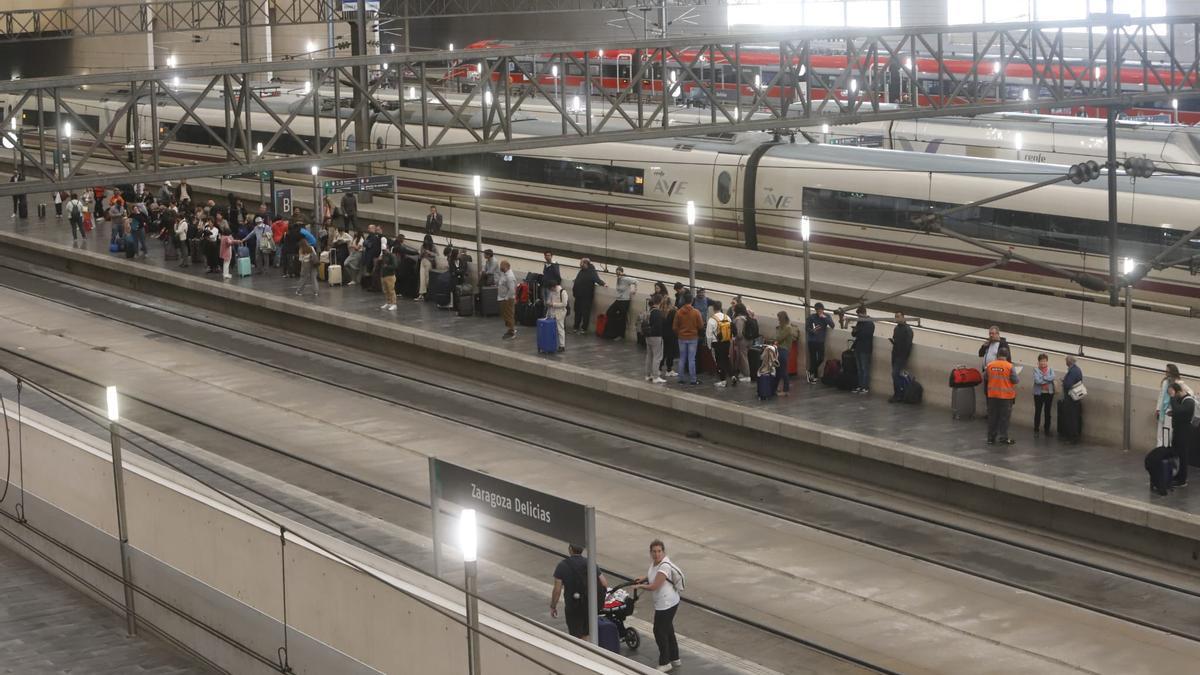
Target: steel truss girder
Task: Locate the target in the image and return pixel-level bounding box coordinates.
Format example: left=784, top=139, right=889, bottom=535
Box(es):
left=0, top=0, right=713, bottom=41
left=3, top=16, right=1200, bottom=197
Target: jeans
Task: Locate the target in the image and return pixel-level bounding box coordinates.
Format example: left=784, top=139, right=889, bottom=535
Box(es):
left=855, top=350, right=872, bottom=390
left=986, top=397, right=1014, bottom=441
left=891, top=359, right=907, bottom=398
left=1034, top=393, right=1054, bottom=432
left=573, top=293, right=594, bottom=332
left=776, top=346, right=790, bottom=392
left=653, top=604, right=680, bottom=666
left=70, top=218, right=86, bottom=240
left=296, top=262, right=318, bottom=296
left=645, top=336, right=664, bottom=378
left=133, top=229, right=148, bottom=254
left=678, top=338, right=698, bottom=383
left=808, top=341, right=825, bottom=379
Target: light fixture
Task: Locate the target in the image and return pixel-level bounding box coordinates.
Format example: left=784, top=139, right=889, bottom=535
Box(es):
left=106, top=386, right=120, bottom=422
left=1172, top=98, right=1179, bottom=110
left=448, top=42, right=454, bottom=51
left=390, top=43, right=396, bottom=53
left=63, top=122, right=71, bottom=139
left=800, top=216, right=811, bottom=242
left=551, top=65, right=559, bottom=78
left=306, top=40, right=316, bottom=56
left=172, top=76, right=181, bottom=88
left=993, top=60, right=1001, bottom=75
left=310, top=165, right=319, bottom=176
left=1123, top=257, right=1137, bottom=276
left=256, top=141, right=263, bottom=156
left=484, top=90, right=493, bottom=106
left=1021, top=88, right=1030, bottom=101
left=1094, top=66, right=1101, bottom=81
left=686, top=200, right=696, bottom=227
left=166, top=55, right=176, bottom=69
left=459, top=509, right=477, bottom=562
left=598, top=49, right=604, bottom=58
left=472, top=175, right=481, bottom=197
left=303, top=80, right=312, bottom=95
left=571, top=94, right=580, bottom=111
left=904, top=57, right=912, bottom=70
left=754, top=73, right=761, bottom=89
left=1014, top=132, right=1022, bottom=152
left=849, top=78, right=857, bottom=93
left=821, top=123, right=829, bottom=134
left=10, top=117, right=15, bottom=131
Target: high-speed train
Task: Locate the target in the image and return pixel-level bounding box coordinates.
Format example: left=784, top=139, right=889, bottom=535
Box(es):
left=5, top=89, right=1200, bottom=312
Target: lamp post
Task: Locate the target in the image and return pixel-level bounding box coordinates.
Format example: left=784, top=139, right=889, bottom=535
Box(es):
left=801, top=216, right=811, bottom=380
left=256, top=142, right=264, bottom=205
left=62, top=122, right=72, bottom=179
left=310, top=165, right=320, bottom=222
left=459, top=509, right=481, bottom=675
left=1122, top=257, right=1135, bottom=452
left=1172, top=98, right=1179, bottom=125
left=473, top=175, right=483, bottom=284
left=106, top=386, right=138, bottom=637
left=551, top=64, right=559, bottom=102
left=686, top=200, right=696, bottom=292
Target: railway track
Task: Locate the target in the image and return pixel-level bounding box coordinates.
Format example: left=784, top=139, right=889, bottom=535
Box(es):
left=0, top=261, right=1196, bottom=662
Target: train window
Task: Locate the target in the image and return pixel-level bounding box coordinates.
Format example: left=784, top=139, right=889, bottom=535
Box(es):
left=717, top=171, right=732, bottom=204
left=802, top=187, right=1198, bottom=263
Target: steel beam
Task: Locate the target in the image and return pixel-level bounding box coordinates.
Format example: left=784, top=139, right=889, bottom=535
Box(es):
left=0, top=16, right=1199, bottom=197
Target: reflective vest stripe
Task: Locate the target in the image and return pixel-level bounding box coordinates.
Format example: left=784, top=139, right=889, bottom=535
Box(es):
left=986, top=361, right=1016, bottom=399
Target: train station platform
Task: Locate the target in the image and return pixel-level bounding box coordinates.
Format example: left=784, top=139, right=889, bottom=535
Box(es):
left=1, top=212, right=1197, bottom=575
left=0, top=540, right=209, bottom=674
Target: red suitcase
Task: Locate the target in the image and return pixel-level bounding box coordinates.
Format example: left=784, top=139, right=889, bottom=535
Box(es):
left=594, top=313, right=608, bottom=337
left=949, top=366, right=983, bottom=388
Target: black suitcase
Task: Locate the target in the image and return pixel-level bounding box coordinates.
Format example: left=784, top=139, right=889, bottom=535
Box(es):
left=478, top=286, right=499, bottom=316
left=37, top=203, right=46, bottom=218
left=430, top=271, right=453, bottom=307
left=456, top=284, right=475, bottom=317
left=748, top=344, right=763, bottom=382
left=603, top=301, right=627, bottom=339
left=517, top=301, right=539, bottom=327
left=1058, top=398, right=1082, bottom=441
left=398, top=256, right=420, bottom=298
left=837, top=349, right=858, bottom=391
left=17, top=199, right=27, bottom=219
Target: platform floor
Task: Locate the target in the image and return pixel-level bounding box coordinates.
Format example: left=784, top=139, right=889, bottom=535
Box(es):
left=9, top=212, right=1199, bottom=518
left=0, top=540, right=208, bottom=675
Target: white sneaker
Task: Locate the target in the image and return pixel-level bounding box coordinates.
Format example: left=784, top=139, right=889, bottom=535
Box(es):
left=387, top=304, right=397, bottom=311
left=652, top=377, right=667, bottom=384
left=666, top=370, right=678, bottom=377
left=715, top=381, right=727, bottom=388
left=739, top=375, right=751, bottom=383
left=671, top=660, right=681, bottom=667
left=380, top=303, right=390, bottom=309
left=656, top=665, right=673, bottom=673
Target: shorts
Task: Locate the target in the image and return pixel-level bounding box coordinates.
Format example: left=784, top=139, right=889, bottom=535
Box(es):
left=564, top=602, right=588, bottom=638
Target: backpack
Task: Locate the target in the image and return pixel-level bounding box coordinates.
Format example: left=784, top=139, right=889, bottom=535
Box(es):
left=68, top=200, right=83, bottom=222
left=742, top=317, right=760, bottom=341
left=715, top=316, right=732, bottom=343
left=639, top=310, right=652, bottom=336
left=662, top=561, right=686, bottom=592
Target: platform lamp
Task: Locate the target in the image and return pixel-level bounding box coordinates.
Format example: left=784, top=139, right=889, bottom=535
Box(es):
left=686, top=200, right=696, bottom=292
left=310, top=165, right=320, bottom=223
left=105, top=386, right=138, bottom=637
left=1172, top=98, right=1179, bottom=125
left=800, top=216, right=812, bottom=380
left=552, top=64, right=559, bottom=102
left=256, top=142, right=265, bottom=204
left=473, top=175, right=483, bottom=283
left=62, top=122, right=72, bottom=179
left=4, top=116, right=18, bottom=172
left=459, top=509, right=481, bottom=675
left=1122, top=257, right=1137, bottom=452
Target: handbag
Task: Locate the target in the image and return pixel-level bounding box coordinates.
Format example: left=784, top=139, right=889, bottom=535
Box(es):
left=1067, top=381, right=1088, bottom=401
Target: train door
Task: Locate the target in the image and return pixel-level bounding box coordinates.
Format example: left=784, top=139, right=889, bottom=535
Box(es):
left=714, top=153, right=741, bottom=246
left=616, top=53, right=633, bottom=90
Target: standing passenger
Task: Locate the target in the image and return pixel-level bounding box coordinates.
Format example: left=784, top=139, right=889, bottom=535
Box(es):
left=805, top=303, right=834, bottom=384
left=731, top=304, right=752, bottom=383
left=377, top=246, right=399, bottom=311
left=294, top=239, right=319, bottom=297
left=634, top=540, right=683, bottom=672
left=571, top=258, right=605, bottom=334
left=1032, top=354, right=1056, bottom=436
left=1157, top=364, right=1190, bottom=447
left=1059, top=356, right=1085, bottom=444
left=545, top=280, right=569, bottom=352
left=498, top=260, right=517, bottom=339
left=541, top=251, right=562, bottom=304
left=774, top=311, right=799, bottom=397
left=984, top=346, right=1019, bottom=445
left=549, top=544, right=608, bottom=641
left=671, top=291, right=703, bottom=386
left=644, top=294, right=666, bottom=383
left=1166, top=382, right=1194, bottom=491
left=851, top=305, right=874, bottom=394
left=605, top=268, right=637, bottom=340
left=888, top=312, right=913, bottom=402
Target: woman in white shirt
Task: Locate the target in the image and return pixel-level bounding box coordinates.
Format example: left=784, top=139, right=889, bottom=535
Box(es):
left=635, top=539, right=682, bottom=672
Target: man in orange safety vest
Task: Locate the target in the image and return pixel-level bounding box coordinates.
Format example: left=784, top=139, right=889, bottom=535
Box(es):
left=985, top=346, right=1020, bottom=446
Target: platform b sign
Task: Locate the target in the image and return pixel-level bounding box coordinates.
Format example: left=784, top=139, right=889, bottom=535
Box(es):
left=273, top=188, right=292, bottom=219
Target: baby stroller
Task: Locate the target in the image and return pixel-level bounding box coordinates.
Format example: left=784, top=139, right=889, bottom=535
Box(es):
left=601, top=582, right=641, bottom=650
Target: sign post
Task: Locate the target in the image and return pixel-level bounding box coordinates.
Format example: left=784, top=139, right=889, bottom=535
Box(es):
left=429, top=458, right=598, bottom=645
left=273, top=188, right=293, bottom=220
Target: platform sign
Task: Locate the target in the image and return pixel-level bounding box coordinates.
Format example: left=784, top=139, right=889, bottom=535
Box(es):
left=273, top=188, right=292, bottom=218
left=323, top=175, right=393, bottom=194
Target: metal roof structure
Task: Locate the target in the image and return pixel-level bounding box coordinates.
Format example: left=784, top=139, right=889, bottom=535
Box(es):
left=1, top=15, right=1198, bottom=196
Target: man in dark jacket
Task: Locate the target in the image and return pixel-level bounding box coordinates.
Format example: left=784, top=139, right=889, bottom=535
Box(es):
left=361, top=224, right=382, bottom=288
left=850, top=305, right=874, bottom=394
left=341, top=191, right=358, bottom=231
left=889, top=312, right=914, bottom=402
left=541, top=250, right=562, bottom=303
left=571, top=258, right=606, bottom=333
left=425, top=205, right=443, bottom=234
left=1166, top=382, right=1194, bottom=491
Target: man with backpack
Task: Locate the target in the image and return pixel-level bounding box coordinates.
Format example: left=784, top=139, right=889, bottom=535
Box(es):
left=550, top=544, right=609, bottom=641
left=66, top=193, right=86, bottom=241
left=707, top=301, right=736, bottom=388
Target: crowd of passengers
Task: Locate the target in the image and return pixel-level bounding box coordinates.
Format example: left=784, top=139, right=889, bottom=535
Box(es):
left=58, top=182, right=1198, bottom=499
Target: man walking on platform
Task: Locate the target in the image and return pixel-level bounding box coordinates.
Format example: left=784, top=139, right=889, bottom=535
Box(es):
left=550, top=544, right=608, bottom=641
left=984, top=346, right=1019, bottom=445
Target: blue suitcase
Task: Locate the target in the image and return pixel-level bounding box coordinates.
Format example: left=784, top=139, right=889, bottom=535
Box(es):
left=597, top=617, right=620, bottom=653
left=757, top=372, right=777, bottom=400
left=237, top=256, right=252, bottom=277
left=537, top=317, right=558, bottom=353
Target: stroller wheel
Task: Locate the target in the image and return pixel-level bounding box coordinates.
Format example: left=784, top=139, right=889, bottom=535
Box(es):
left=624, top=626, right=640, bottom=650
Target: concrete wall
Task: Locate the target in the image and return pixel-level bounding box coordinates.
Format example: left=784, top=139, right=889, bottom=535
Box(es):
left=0, top=403, right=642, bottom=675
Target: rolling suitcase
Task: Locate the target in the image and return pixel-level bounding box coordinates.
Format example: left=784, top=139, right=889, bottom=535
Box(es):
left=478, top=286, right=499, bottom=316
left=787, top=340, right=800, bottom=376
left=597, top=617, right=620, bottom=653
left=757, top=372, right=777, bottom=400
left=456, top=285, right=475, bottom=317
left=237, top=255, right=252, bottom=277
left=836, top=349, right=858, bottom=391
left=697, top=344, right=718, bottom=375
left=37, top=203, right=46, bottom=218
left=1058, top=398, right=1082, bottom=441
left=430, top=271, right=453, bottom=307
left=536, top=317, right=558, bottom=353
left=952, top=386, right=975, bottom=420
left=398, top=256, right=420, bottom=298
left=748, top=344, right=764, bottom=382
left=327, top=264, right=343, bottom=286
left=820, top=359, right=841, bottom=386
left=318, top=262, right=328, bottom=282
left=594, top=313, right=607, bottom=337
